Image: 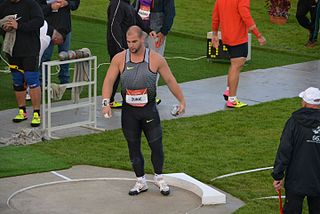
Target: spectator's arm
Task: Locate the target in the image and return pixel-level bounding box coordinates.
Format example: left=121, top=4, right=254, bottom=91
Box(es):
left=271, top=118, right=295, bottom=181
left=211, top=1, right=219, bottom=33
left=135, top=12, right=152, bottom=34
left=35, top=0, right=52, bottom=16
left=67, top=0, right=80, bottom=11
left=108, top=1, right=125, bottom=53
left=238, top=0, right=261, bottom=38
left=160, top=0, right=175, bottom=35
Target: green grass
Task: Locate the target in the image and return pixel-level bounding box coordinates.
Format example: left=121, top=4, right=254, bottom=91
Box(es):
left=1, top=0, right=318, bottom=110
left=0, top=146, right=70, bottom=176
left=0, top=18, right=314, bottom=110
left=0, top=97, right=303, bottom=213
left=74, top=0, right=320, bottom=56
left=0, top=2, right=317, bottom=213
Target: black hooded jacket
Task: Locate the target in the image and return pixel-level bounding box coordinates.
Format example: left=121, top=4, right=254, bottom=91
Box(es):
left=272, top=107, right=320, bottom=196
left=107, top=0, right=152, bottom=59
left=35, top=0, right=80, bottom=34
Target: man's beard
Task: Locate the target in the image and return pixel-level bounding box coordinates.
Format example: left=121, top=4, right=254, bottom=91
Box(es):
left=130, top=44, right=141, bottom=53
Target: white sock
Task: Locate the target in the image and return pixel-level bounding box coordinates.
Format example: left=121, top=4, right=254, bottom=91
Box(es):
left=228, top=96, right=237, bottom=102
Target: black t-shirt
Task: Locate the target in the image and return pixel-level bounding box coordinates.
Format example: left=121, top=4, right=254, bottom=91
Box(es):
left=0, top=0, right=44, bottom=57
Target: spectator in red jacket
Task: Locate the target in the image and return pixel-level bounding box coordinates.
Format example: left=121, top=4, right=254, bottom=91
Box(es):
left=212, top=0, right=266, bottom=108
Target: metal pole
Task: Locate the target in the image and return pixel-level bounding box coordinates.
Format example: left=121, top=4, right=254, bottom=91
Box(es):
left=93, top=56, right=97, bottom=128
left=47, top=64, right=52, bottom=138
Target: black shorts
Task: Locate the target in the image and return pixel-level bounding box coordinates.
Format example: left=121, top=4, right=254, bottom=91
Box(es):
left=8, top=56, right=39, bottom=71
left=226, top=42, right=248, bottom=59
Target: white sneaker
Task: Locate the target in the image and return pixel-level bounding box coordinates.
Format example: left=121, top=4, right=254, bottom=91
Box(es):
left=128, top=179, right=148, bottom=196
left=154, top=175, right=170, bottom=196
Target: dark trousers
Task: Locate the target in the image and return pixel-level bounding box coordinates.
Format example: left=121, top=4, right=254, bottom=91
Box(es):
left=122, top=103, right=163, bottom=177
left=284, top=190, right=320, bottom=214
left=296, top=0, right=318, bottom=41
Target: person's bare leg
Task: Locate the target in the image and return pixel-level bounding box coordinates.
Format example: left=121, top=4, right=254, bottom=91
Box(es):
left=29, top=86, right=41, bottom=110
left=15, top=90, right=27, bottom=108
left=228, top=57, right=246, bottom=97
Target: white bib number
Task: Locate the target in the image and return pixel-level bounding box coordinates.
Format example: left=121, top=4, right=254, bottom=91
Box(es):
left=126, top=88, right=148, bottom=107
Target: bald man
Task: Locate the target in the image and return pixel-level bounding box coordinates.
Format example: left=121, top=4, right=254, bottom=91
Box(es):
left=102, top=26, right=186, bottom=196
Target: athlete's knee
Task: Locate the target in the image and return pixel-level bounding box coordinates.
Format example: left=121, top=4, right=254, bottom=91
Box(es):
left=11, top=71, right=26, bottom=91
left=25, top=71, right=40, bottom=88
left=231, top=59, right=245, bottom=69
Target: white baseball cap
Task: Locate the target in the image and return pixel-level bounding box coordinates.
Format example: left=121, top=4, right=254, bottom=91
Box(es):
left=299, top=87, right=320, bottom=105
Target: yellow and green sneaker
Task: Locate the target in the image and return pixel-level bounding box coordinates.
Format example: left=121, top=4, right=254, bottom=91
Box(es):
left=226, top=99, right=248, bottom=108
left=12, top=109, right=28, bottom=123
left=31, top=112, right=41, bottom=127
left=110, top=101, right=122, bottom=109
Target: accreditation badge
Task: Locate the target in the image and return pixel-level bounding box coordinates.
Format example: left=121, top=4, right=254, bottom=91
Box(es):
left=138, top=5, right=151, bottom=21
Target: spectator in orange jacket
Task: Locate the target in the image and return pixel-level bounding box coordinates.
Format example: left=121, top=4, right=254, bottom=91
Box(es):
left=212, top=0, right=266, bottom=108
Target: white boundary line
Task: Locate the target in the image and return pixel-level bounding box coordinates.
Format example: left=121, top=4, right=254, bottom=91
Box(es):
left=6, top=177, right=205, bottom=212
left=254, top=195, right=286, bottom=200
left=51, top=171, right=72, bottom=181
left=211, top=166, right=273, bottom=181
left=6, top=177, right=149, bottom=209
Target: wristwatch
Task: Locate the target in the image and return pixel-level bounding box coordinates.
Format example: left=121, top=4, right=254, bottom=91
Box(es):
left=102, top=98, right=110, bottom=107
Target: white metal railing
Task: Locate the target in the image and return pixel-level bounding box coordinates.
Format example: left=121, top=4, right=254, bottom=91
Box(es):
left=42, top=56, right=101, bottom=139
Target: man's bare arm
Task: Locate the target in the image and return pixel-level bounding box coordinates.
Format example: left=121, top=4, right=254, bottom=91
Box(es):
left=156, top=54, right=186, bottom=114
left=101, top=52, right=124, bottom=117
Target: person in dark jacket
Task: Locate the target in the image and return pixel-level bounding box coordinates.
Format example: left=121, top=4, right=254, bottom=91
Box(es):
left=36, top=0, right=80, bottom=84
left=133, top=0, right=175, bottom=55
left=133, top=0, right=175, bottom=105
left=107, top=0, right=156, bottom=108
left=296, top=0, right=319, bottom=47
left=0, top=0, right=44, bottom=127
left=272, top=87, right=320, bottom=214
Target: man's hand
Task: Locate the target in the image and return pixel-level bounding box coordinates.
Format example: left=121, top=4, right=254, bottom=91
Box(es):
left=4, top=18, right=18, bottom=31
left=60, top=0, right=69, bottom=8
left=51, top=1, right=62, bottom=10
left=2, top=25, right=13, bottom=32
left=273, top=180, right=283, bottom=192
left=177, top=102, right=186, bottom=115
left=149, top=31, right=157, bottom=39
left=211, top=34, right=219, bottom=49
left=258, top=36, right=266, bottom=46
left=156, top=32, right=165, bottom=46
left=102, top=106, right=112, bottom=119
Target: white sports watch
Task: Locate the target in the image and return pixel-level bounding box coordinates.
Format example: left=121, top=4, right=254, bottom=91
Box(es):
left=102, top=98, right=110, bottom=107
